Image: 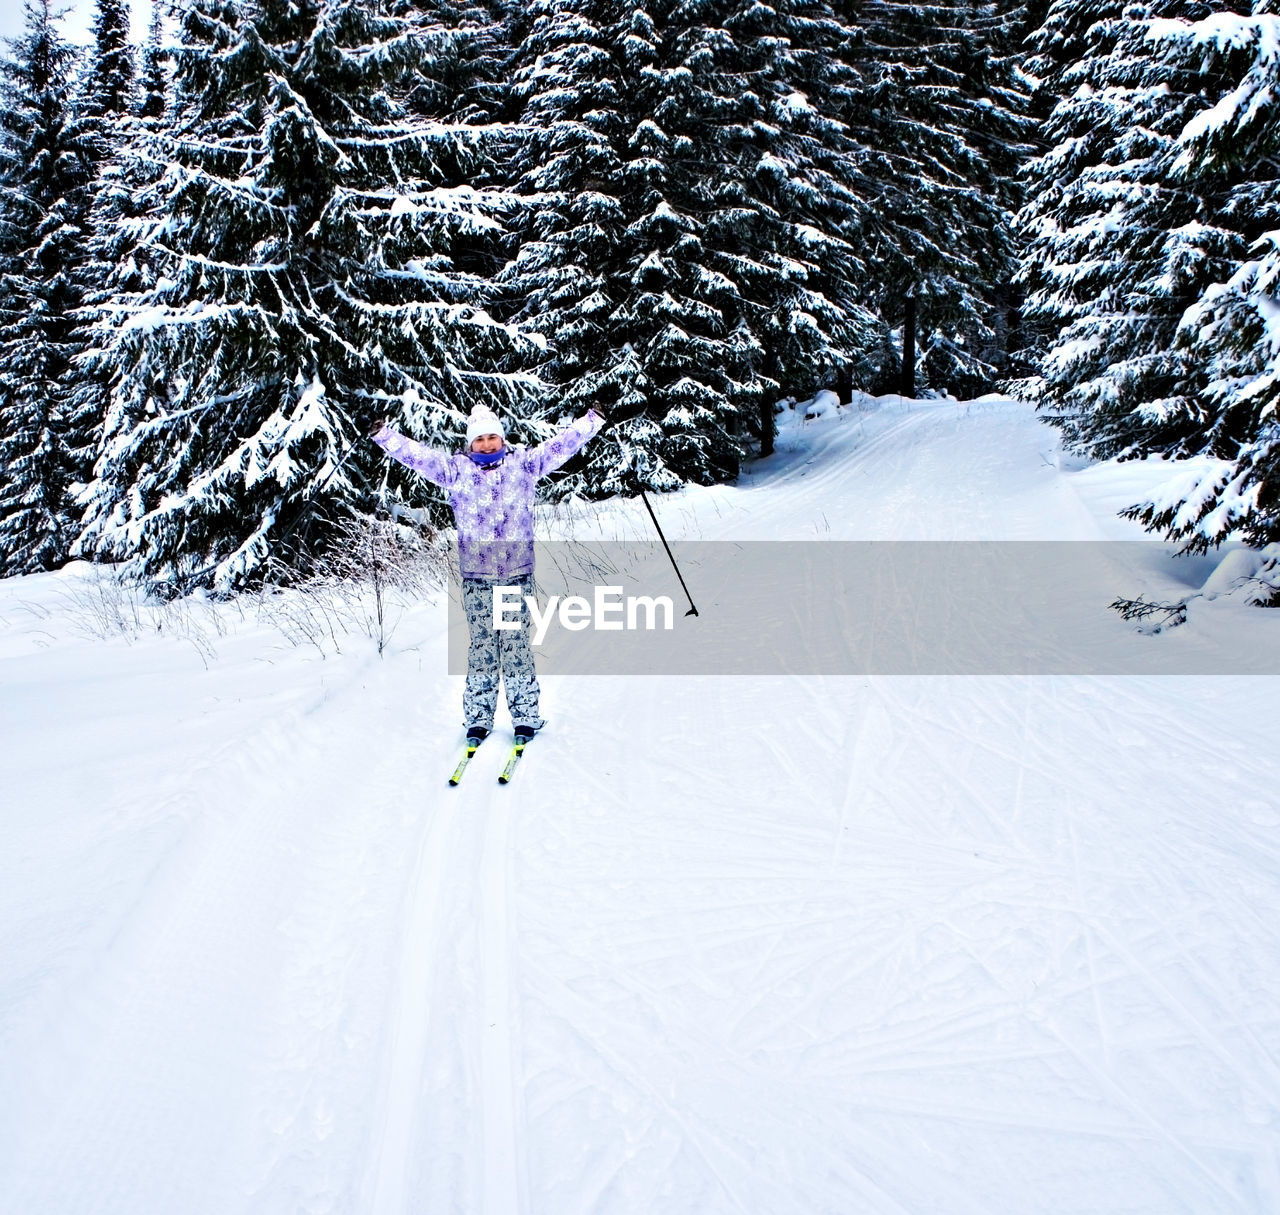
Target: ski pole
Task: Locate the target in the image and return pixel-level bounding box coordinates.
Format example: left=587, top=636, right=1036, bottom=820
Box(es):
left=636, top=485, right=698, bottom=618
left=601, top=410, right=700, bottom=618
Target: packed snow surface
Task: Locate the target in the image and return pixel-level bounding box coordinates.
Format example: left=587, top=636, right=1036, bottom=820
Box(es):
left=2, top=396, right=1279, bottom=1214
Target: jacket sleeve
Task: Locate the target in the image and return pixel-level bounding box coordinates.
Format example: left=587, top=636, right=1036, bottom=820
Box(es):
left=523, top=410, right=604, bottom=480
left=373, top=425, right=461, bottom=488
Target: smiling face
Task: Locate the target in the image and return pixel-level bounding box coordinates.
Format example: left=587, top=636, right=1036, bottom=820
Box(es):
left=470, top=432, right=504, bottom=454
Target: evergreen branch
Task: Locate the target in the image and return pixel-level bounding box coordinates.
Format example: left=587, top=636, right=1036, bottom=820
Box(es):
left=1109, top=594, right=1189, bottom=632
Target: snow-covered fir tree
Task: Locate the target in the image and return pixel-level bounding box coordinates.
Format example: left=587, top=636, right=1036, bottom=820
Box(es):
left=76, top=0, right=536, bottom=591
left=1124, top=0, right=1280, bottom=553
left=505, top=0, right=876, bottom=495
left=401, top=0, right=508, bottom=126
left=0, top=1, right=93, bottom=576
left=472, top=0, right=534, bottom=124
left=1017, top=0, right=1253, bottom=459
left=393, top=2, right=524, bottom=345
left=831, top=0, right=1032, bottom=394
left=80, top=1, right=169, bottom=314
left=69, top=0, right=146, bottom=508
left=720, top=0, right=880, bottom=449
left=138, top=1, right=167, bottom=122
left=501, top=0, right=641, bottom=487
left=83, top=0, right=135, bottom=121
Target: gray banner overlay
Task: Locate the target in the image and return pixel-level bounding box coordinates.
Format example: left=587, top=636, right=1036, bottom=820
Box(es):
left=445, top=542, right=1279, bottom=675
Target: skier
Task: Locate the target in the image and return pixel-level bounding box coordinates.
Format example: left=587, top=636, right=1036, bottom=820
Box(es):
left=367, top=403, right=608, bottom=752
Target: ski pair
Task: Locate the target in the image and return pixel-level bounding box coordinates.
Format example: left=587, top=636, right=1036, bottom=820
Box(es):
left=448, top=732, right=531, bottom=786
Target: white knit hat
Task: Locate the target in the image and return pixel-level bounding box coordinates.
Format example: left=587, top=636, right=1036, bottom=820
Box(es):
left=465, top=404, right=505, bottom=446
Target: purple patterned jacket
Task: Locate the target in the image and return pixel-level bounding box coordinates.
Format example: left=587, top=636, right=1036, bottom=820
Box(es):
left=373, top=411, right=603, bottom=581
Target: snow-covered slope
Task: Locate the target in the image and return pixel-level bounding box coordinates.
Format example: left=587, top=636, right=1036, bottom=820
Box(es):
left=2, top=396, right=1278, bottom=1215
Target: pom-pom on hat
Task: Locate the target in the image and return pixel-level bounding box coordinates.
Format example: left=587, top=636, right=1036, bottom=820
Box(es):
left=465, top=404, right=505, bottom=446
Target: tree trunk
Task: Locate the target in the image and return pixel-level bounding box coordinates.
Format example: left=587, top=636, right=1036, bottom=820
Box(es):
left=759, top=351, right=779, bottom=458
left=900, top=295, right=916, bottom=398
left=835, top=365, right=853, bottom=406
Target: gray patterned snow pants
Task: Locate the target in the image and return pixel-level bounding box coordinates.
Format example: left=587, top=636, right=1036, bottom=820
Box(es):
left=461, top=575, right=543, bottom=733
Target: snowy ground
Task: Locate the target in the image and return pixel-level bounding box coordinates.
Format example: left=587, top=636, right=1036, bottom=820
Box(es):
left=2, top=395, right=1279, bottom=1214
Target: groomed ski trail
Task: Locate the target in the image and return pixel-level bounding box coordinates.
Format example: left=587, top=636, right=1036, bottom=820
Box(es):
left=368, top=768, right=525, bottom=1215
left=2, top=396, right=1279, bottom=1214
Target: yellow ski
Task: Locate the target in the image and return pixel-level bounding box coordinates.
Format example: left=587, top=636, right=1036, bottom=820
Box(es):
left=497, top=741, right=526, bottom=784
left=448, top=740, right=482, bottom=786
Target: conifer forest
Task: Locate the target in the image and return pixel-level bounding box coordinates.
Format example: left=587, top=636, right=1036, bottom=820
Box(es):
left=0, top=0, right=1276, bottom=591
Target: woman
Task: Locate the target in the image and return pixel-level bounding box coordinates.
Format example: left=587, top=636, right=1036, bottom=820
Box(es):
left=369, top=403, right=604, bottom=745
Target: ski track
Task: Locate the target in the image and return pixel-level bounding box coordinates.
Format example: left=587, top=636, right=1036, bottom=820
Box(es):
left=510, top=668, right=1279, bottom=1214
left=479, top=781, right=526, bottom=1215
left=3, top=397, right=1280, bottom=1213
left=366, top=781, right=457, bottom=1215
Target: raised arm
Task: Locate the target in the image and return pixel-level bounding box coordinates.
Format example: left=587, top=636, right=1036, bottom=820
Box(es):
left=523, top=410, right=604, bottom=480
left=371, top=423, right=461, bottom=488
